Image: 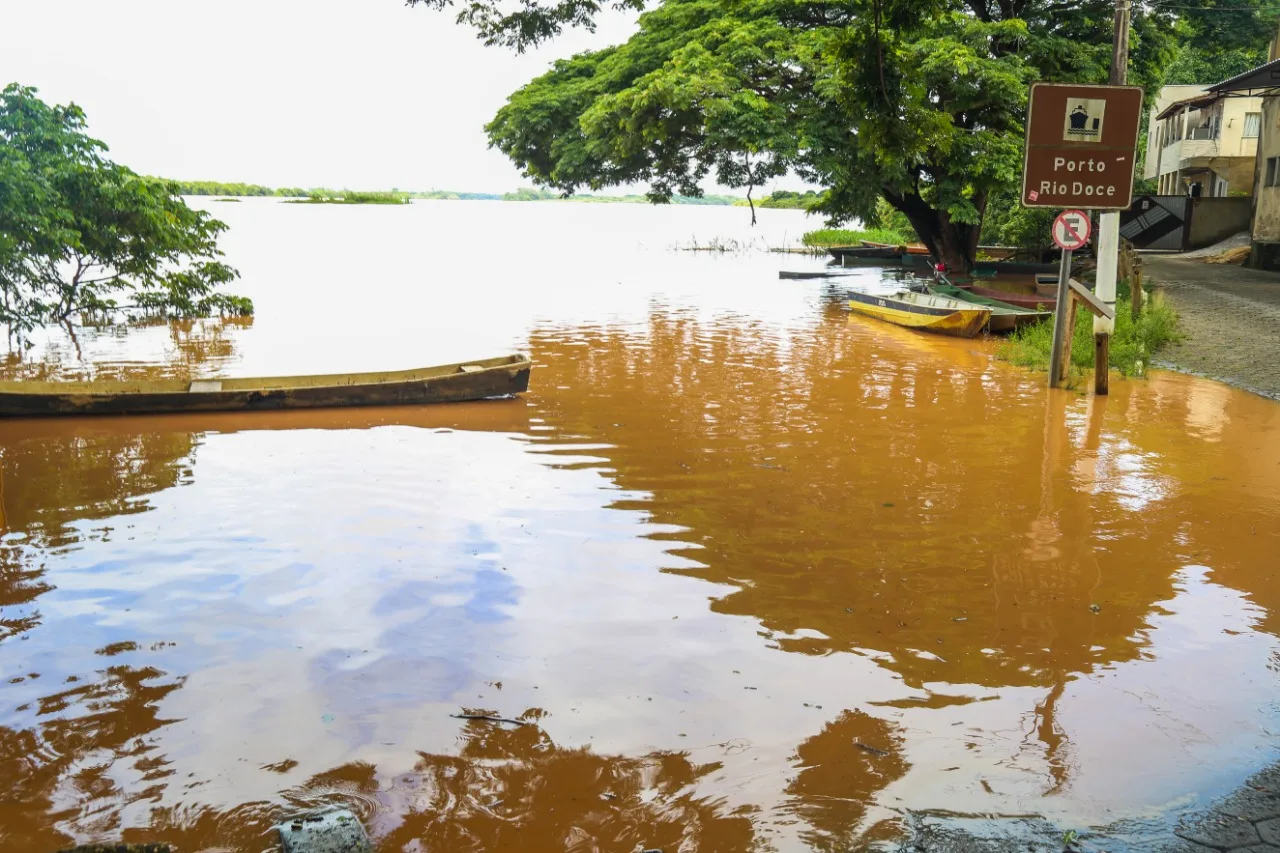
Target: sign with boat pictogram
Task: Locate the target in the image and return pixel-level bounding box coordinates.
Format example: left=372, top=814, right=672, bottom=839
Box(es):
left=1051, top=209, right=1092, bottom=251
left=1022, top=83, right=1144, bottom=210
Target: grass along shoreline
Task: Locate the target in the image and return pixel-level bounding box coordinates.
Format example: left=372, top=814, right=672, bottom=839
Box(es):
left=996, top=282, right=1181, bottom=383
left=800, top=227, right=913, bottom=248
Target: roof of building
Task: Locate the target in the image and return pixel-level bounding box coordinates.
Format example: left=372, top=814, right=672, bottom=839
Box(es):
left=1211, top=57, right=1280, bottom=95
left=1155, top=92, right=1221, bottom=120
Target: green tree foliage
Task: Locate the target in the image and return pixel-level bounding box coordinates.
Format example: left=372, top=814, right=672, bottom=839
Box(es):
left=0, top=85, right=251, bottom=336
left=503, top=187, right=561, bottom=200
left=1163, top=44, right=1268, bottom=86
left=412, top=0, right=1274, bottom=272
left=747, top=190, right=823, bottom=210
left=166, top=179, right=279, bottom=196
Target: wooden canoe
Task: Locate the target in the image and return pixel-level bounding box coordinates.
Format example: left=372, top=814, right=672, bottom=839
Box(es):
left=847, top=290, right=990, bottom=338
left=827, top=245, right=902, bottom=263
left=0, top=354, right=532, bottom=418
left=862, top=240, right=933, bottom=257
left=929, top=284, right=1051, bottom=332
left=780, top=269, right=862, bottom=279
left=967, top=285, right=1056, bottom=310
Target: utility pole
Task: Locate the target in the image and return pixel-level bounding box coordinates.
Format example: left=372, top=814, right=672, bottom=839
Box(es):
left=1094, top=0, right=1131, bottom=395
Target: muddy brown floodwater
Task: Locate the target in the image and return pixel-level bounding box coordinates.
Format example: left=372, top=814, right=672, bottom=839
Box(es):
left=1, top=200, right=1279, bottom=852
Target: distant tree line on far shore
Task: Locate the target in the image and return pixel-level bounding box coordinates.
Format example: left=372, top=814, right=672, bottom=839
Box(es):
left=163, top=179, right=820, bottom=209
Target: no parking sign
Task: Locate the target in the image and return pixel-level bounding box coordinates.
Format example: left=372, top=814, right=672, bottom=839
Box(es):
left=1052, top=209, right=1091, bottom=251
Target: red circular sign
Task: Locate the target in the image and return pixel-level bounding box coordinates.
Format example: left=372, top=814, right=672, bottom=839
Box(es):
left=1051, top=209, right=1092, bottom=251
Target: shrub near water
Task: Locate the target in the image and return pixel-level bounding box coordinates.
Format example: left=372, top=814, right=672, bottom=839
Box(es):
left=800, top=227, right=914, bottom=248
left=997, top=287, right=1181, bottom=382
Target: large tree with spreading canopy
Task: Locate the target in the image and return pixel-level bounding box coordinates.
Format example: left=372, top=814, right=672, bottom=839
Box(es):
left=410, top=0, right=1272, bottom=273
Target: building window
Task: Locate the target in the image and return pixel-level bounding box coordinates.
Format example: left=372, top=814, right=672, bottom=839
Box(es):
left=1245, top=112, right=1262, bottom=138
left=1267, top=157, right=1279, bottom=187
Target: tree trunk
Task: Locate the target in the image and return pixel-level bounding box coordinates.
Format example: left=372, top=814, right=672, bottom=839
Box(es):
left=882, top=188, right=985, bottom=275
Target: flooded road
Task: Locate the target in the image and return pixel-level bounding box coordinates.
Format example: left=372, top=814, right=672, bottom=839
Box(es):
left=2, top=200, right=1279, bottom=852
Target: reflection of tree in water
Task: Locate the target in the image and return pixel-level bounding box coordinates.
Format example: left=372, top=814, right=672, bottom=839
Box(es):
left=785, top=710, right=908, bottom=851
left=524, top=311, right=1188, bottom=693
left=0, top=663, right=185, bottom=852
left=0, top=681, right=912, bottom=850
left=0, top=316, right=252, bottom=383
left=0, top=428, right=200, bottom=642
left=375, top=718, right=757, bottom=853
left=0, top=317, right=247, bottom=644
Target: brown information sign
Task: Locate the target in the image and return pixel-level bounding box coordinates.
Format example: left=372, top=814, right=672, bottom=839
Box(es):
left=1021, top=82, right=1144, bottom=210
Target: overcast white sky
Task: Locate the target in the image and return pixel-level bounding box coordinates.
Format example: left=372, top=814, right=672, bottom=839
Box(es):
left=1, top=0, right=652, bottom=193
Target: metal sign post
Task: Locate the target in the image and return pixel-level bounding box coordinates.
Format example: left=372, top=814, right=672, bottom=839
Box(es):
left=1047, top=210, right=1092, bottom=388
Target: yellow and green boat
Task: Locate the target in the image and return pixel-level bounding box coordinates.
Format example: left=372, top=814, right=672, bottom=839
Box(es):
left=847, top=290, right=991, bottom=338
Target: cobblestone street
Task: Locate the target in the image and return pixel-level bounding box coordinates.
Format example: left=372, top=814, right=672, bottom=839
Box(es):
left=1144, top=255, right=1280, bottom=400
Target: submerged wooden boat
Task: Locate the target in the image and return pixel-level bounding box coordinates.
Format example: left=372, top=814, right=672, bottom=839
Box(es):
left=847, top=290, right=990, bottom=338
left=780, top=269, right=862, bottom=279
left=0, top=354, right=532, bottom=418
left=862, top=240, right=930, bottom=256
left=827, top=245, right=902, bottom=263
left=929, top=283, right=1051, bottom=332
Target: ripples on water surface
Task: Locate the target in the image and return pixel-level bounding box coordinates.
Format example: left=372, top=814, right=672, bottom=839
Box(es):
left=1, top=199, right=1279, bottom=852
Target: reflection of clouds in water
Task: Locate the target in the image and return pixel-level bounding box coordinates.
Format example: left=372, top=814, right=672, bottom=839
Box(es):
left=1184, top=381, right=1232, bottom=441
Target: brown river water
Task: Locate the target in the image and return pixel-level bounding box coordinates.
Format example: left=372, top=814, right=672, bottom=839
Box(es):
left=2, top=199, right=1279, bottom=852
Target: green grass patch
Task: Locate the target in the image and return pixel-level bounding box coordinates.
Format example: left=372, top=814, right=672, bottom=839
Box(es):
left=800, top=227, right=913, bottom=248
left=996, top=284, right=1181, bottom=382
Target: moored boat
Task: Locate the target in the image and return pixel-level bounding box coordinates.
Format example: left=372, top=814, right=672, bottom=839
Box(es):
left=929, top=283, right=1051, bottom=332
left=847, top=290, right=990, bottom=338
left=861, top=239, right=931, bottom=257
left=780, top=269, right=862, bottom=279
left=827, top=245, right=902, bottom=264
left=0, top=354, right=532, bottom=418
left=973, top=260, right=1059, bottom=277
left=966, top=285, right=1056, bottom=310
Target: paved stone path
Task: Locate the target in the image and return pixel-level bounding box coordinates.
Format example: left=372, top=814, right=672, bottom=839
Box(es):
left=1143, top=255, right=1280, bottom=400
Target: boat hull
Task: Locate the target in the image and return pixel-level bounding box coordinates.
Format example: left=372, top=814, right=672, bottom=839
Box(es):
left=0, top=355, right=532, bottom=418
left=847, top=291, right=990, bottom=338
left=929, top=284, right=1051, bottom=332
left=966, top=286, right=1055, bottom=310
left=827, top=246, right=902, bottom=264
left=973, top=261, right=1059, bottom=277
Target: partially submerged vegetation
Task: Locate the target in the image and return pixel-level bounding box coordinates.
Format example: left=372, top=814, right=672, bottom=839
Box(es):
left=997, top=285, right=1181, bottom=382
left=1, top=85, right=252, bottom=337
left=287, top=190, right=411, bottom=205
left=166, top=180, right=751, bottom=206
left=500, top=187, right=743, bottom=204
left=801, top=227, right=913, bottom=248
